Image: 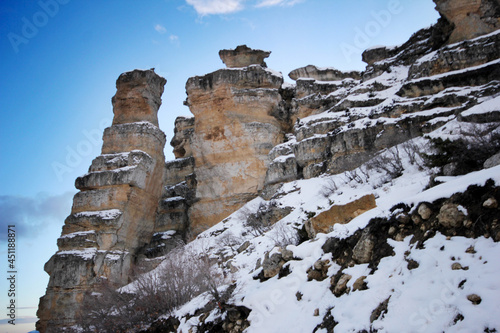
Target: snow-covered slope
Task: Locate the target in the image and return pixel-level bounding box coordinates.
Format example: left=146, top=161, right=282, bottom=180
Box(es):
left=165, top=152, right=500, bottom=333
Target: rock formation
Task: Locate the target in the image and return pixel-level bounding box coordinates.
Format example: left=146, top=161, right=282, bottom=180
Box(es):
left=433, top=0, right=500, bottom=44
left=37, top=69, right=167, bottom=332
left=38, top=1, right=500, bottom=329
left=218, top=44, right=271, bottom=68
left=184, top=46, right=287, bottom=234
left=305, top=194, right=376, bottom=238
left=289, top=65, right=361, bottom=81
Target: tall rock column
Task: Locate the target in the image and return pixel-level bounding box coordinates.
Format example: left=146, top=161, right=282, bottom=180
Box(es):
left=37, top=69, right=167, bottom=332
left=185, top=46, right=286, bottom=234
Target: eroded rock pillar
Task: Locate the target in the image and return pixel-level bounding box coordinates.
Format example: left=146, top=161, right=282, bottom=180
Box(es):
left=185, top=46, right=286, bottom=234
left=37, top=69, right=167, bottom=332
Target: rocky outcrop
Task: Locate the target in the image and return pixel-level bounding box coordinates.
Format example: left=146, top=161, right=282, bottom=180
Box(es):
left=184, top=51, right=287, bottom=234
left=289, top=65, right=361, bottom=81
left=37, top=70, right=167, bottom=333
left=305, top=194, right=376, bottom=238
left=433, top=0, right=500, bottom=44
left=170, top=116, right=194, bottom=158
left=219, top=45, right=271, bottom=68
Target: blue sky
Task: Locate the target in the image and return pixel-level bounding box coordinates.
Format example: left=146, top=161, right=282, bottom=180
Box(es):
left=0, top=0, right=439, bottom=331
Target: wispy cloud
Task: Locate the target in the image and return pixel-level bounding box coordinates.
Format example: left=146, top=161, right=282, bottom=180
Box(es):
left=255, top=0, right=303, bottom=7
left=0, top=192, right=73, bottom=241
left=184, top=0, right=304, bottom=15
left=185, top=0, right=245, bottom=16
left=169, top=34, right=179, bottom=42
left=154, top=24, right=167, bottom=34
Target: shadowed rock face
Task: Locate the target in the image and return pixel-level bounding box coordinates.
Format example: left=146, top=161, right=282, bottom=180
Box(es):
left=37, top=69, right=167, bottom=333
left=219, top=45, right=271, bottom=68
left=433, top=0, right=500, bottom=44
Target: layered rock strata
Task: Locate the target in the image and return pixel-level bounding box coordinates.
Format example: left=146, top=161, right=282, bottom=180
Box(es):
left=37, top=70, right=167, bottom=332
left=185, top=48, right=286, bottom=233
left=274, top=18, right=500, bottom=182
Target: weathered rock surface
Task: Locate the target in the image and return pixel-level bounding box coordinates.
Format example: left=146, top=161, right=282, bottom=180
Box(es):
left=438, top=203, right=466, bottom=228
left=170, top=116, right=194, bottom=158
left=37, top=69, right=167, bottom=333
left=305, top=194, right=376, bottom=238
left=219, top=45, right=271, bottom=68
left=289, top=65, right=361, bottom=81
left=111, top=69, right=166, bottom=126
left=185, top=63, right=286, bottom=233
left=433, top=0, right=500, bottom=44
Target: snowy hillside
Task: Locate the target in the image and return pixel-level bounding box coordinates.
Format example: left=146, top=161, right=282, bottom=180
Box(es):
left=163, top=148, right=500, bottom=333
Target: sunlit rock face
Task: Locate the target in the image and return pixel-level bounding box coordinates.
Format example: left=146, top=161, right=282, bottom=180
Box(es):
left=219, top=44, right=271, bottom=68
left=433, top=0, right=500, bottom=44
left=37, top=69, right=167, bottom=333
left=185, top=48, right=287, bottom=234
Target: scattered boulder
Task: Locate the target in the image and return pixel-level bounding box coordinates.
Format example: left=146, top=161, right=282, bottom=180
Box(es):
left=483, top=197, right=498, bottom=209
left=467, top=294, right=482, bottom=305
left=352, top=230, right=376, bottom=264
left=262, top=252, right=285, bottom=279
left=370, top=296, right=391, bottom=323
left=237, top=241, right=251, bottom=253
left=352, top=276, right=368, bottom=291
left=307, top=259, right=331, bottom=281
left=305, top=194, right=376, bottom=238
left=407, top=259, right=420, bottom=270
left=333, top=274, right=352, bottom=297
left=417, top=203, right=433, bottom=220
left=484, top=152, right=500, bottom=169
left=451, top=262, right=468, bottom=270
left=437, top=203, right=466, bottom=228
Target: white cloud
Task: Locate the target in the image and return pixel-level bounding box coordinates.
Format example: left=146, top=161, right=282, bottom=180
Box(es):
left=185, top=0, right=245, bottom=15
left=169, top=34, right=179, bottom=42
left=154, top=24, right=167, bottom=34
left=256, top=0, right=303, bottom=8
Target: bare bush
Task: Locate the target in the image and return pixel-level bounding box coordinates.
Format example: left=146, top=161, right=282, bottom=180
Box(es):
left=244, top=202, right=274, bottom=237
left=269, top=222, right=300, bottom=248
left=343, top=169, right=365, bottom=184
left=320, top=178, right=339, bottom=198
left=219, top=231, right=243, bottom=252
left=401, top=140, right=423, bottom=166
left=366, top=146, right=404, bottom=179
left=423, top=123, right=500, bottom=175
left=77, top=246, right=227, bottom=332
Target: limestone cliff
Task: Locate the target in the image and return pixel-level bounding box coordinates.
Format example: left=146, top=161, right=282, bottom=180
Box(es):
left=37, top=69, right=167, bottom=332
left=184, top=47, right=287, bottom=234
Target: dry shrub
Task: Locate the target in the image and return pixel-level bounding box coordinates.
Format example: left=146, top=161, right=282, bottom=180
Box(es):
left=77, top=247, right=226, bottom=332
